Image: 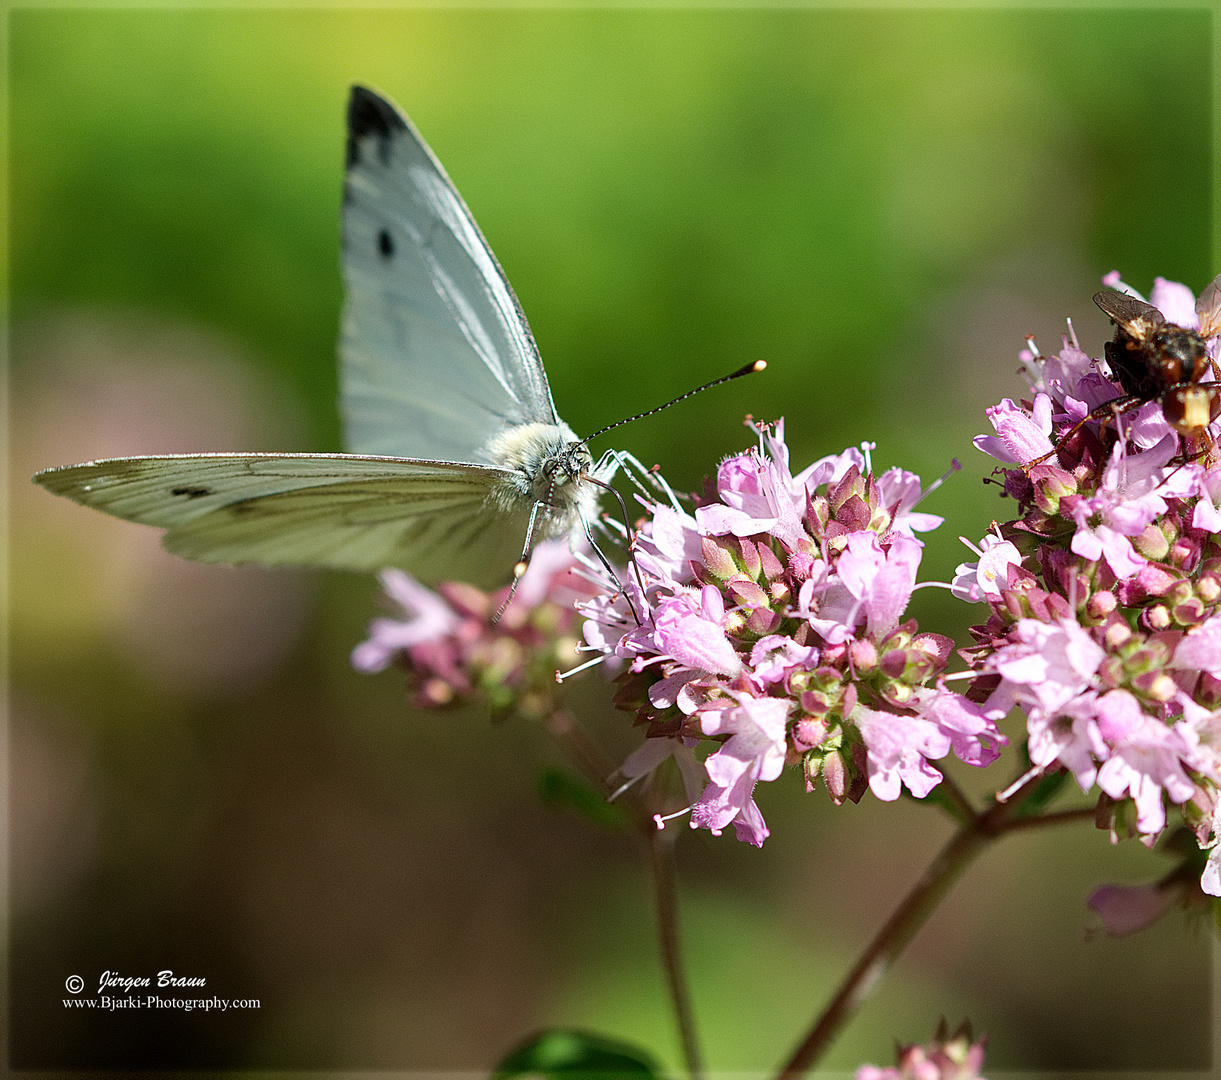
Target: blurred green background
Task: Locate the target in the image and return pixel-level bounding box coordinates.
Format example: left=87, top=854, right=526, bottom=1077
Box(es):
left=8, top=6, right=1215, bottom=1074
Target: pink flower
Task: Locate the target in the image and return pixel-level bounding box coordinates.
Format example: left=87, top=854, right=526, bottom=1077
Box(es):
left=652, top=588, right=743, bottom=677
left=351, top=569, right=462, bottom=673
left=837, top=532, right=923, bottom=638
left=1192, top=464, right=1221, bottom=533
left=581, top=419, right=1002, bottom=845
left=1067, top=437, right=1199, bottom=581
left=974, top=394, right=1054, bottom=465
left=964, top=270, right=1221, bottom=895
left=877, top=467, right=945, bottom=536
left=1093, top=694, right=1197, bottom=834
left=1087, top=882, right=1176, bottom=936
left=1173, top=616, right=1221, bottom=677
left=952, top=534, right=1022, bottom=602
left=986, top=619, right=1105, bottom=717
left=689, top=692, right=790, bottom=845
left=856, top=1022, right=988, bottom=1080
left=352, top=538, right=595, bottom=716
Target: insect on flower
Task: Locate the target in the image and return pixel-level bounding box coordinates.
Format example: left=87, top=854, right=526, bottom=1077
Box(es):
left=1028, top=274, right=1221, bottom=469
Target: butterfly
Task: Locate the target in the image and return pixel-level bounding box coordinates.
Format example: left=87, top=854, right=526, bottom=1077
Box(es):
left=33, top=86, right=608, bottom=591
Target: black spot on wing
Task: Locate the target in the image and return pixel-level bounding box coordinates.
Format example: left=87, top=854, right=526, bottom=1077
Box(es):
left=378, top=229, right=394, bottom=259
left=171, top=486, right=212, bottom=499
left=347, top=85, right=406, bottom=169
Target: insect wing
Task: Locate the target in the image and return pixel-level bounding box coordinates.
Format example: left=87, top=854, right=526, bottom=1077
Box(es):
left=1093, top=289, right=1164, bottom=341
left=341, top=85, right=557, bottom=462
left=1196, top=273, right=1221, bottom=340
left=33, top=454, right=530, bottom=588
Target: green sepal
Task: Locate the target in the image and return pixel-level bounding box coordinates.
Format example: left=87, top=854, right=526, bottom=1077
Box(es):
left=538, top=767, right=628, bottom=829
left=490, top=1028, right=664, bottom=1080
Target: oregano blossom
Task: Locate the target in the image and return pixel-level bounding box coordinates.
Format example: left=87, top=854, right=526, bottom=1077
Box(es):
left=581, top=421, right=1004, bottom=844
left=964, top=271, right=1221, bottom=898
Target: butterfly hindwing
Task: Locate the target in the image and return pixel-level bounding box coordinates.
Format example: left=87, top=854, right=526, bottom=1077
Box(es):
left=341, top=85, right=558, bottom=463
left=34, top=453, right=530, bottom=586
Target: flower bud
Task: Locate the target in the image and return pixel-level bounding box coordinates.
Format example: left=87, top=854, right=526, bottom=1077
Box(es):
left=793, top=717, right=829, bottom=750
left=1145, top=673, right=1177, bottom=703
left=701, top=536, right=739, bottom=581
left=1104, top=619, right=1132, bottom=651
left=1134, top=522, right=1170, bottom=562
left=1087, top=590, right=1117, bottom=619
left=821, top=750, right=848, bottom=803
left=1032, top=464, right=1077, bottom=514
left=1199, top=671, right=1221, bottom=708
left=806, top=494, right=830, bottom=536
left=1170, top=535, right=1199, bottom=571
left=1097, top=657, right=1125, bottom=688
left=728, top=577, right=770, bottom=609
left=1143, top=604, right=1171, bottom=631
left=1198, top=573, right=1221, bottom=603
left=745, top=606, right=781, bottom=636
left=850, top=638, right=879, bottom=672
left=788, top=551, right=816, bottom=581
left=759, top=543, right=785, bottom=582
left=736, top=537, right=763, bottom=580
left=420, top=678, right=455, bottom=706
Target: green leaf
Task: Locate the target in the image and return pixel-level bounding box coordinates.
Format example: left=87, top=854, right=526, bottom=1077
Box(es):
left=491, top=1028, right=663, bottom=1080
left=538, top=767, right=627, bottom=829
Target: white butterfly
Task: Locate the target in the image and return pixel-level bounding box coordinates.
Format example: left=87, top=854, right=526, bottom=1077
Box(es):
left=33, top=86, right=606, bottom=591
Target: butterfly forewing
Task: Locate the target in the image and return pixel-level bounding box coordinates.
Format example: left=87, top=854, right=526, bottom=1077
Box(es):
left=34, top=453, right=528, bottom=587
left=341, top=86, right=557, bottom=462
left=32, top=86, right=598, bottom=590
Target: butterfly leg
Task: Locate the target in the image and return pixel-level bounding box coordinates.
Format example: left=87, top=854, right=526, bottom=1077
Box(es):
left=491, top=498, right=548, bottom=624
left=599, top=448, right=683, bottom=513
left=577, top=509, right=642, bottom=626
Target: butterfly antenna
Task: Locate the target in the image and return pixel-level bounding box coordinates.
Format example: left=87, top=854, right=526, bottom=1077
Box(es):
left=582, top=360, right=767, bottom=444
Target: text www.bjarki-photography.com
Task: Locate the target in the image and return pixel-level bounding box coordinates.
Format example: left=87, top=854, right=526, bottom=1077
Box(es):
left=62, top=971, right=260, bottom=1012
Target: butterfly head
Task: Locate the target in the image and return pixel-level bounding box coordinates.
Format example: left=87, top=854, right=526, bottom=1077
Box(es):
left=484, top=422, right=598, bottom=525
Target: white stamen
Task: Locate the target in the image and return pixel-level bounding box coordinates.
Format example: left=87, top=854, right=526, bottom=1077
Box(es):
left=915, top=459, right=961, bottom=506
left=958, top=535, right=985, bottom=559
left=556, top=654, right=607, bottom=683
left=859, top=440, right=877, bottom=475
left=997, top=763, right=1044, bottom=803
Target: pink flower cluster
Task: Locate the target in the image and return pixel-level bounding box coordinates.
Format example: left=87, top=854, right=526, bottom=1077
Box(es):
left=352, top=539, right=593, bottom=719
left=966, top=272, right=1221, bottom=896
left=855, top=1020, right=988, bottom=1080
left=581, top=421, right=1004, bottom=846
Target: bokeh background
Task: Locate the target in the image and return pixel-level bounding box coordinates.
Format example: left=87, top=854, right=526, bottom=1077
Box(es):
left=7, top=5, right=1216, bottom=1075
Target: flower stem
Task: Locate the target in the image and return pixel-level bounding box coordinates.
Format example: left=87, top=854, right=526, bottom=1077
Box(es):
left=648, top=826, right=704, bottom=1080
left=542, top=711, right=704, bottom=1077
left=774, top=774, right=1071, bottom=1079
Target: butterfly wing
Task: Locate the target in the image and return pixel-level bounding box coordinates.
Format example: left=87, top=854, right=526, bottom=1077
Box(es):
left=33, top=453, right=531, bottom=588
left=341, top=85, right=559, bottom=462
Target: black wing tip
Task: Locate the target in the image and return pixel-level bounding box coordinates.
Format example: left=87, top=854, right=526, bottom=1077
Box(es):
left=348, top=85, right=407, bottom=140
